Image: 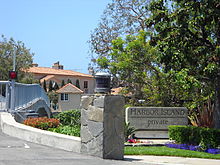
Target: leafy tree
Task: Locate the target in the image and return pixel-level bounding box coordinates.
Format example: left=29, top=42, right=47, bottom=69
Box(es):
left=19, top=73, right=39, bottom=84
left=76, top=79, right=80, bottom=89
left=48, top=80, right=53, bottom=92
left=89, top=0, right=151, bottom=72
left=146, top=0, right=220, bottom=128
left=0, top=35, right=33, bottom=81
left=48, top=91, right=58, bottom=105
left=97, top=31, right=161, bottom=103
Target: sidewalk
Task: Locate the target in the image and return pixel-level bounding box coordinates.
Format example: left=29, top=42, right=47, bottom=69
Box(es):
left=124, top=155, right=220, bottom=165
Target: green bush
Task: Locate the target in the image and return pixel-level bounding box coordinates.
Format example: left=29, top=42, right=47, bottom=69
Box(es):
left=53, top=109, right=81, bottom=126
left=168, top=125, right=220, bottom=148
left=50, top=109, right=81, bottom=137
left=168, top=125, right=192, bottom=144
left=48, top=125, right=80, bottom=137
left=200, top=128, right=220, bottom=149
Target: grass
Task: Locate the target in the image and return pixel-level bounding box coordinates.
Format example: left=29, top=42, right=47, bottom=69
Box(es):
left=124, top=146, right=220, bottom=159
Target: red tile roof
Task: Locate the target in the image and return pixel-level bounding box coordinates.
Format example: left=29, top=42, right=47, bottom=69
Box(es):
left=56, top=83, right=83, bottom=94
left=27, top=67, right=93, bottom=78
left=40, top=75, right=62, bottom=84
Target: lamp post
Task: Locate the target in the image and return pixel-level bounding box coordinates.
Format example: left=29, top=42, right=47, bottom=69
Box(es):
left=9, top=47, right=17, bottom=112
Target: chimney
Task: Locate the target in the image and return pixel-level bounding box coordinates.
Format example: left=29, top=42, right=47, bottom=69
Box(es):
left=52, top=61, right=64, bottom=70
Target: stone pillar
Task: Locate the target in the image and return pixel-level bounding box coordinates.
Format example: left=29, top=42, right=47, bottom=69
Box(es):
left=80, top=95, right=125, bottom=160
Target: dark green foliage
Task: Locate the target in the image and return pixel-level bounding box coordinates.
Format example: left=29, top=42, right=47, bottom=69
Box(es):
left=147, top=0, right=220, bottom=128
left=51, top=109, right=81, bottom=137
left=168, top=125, right=220, bottom=149
left=0, top=35, right=33, bottom=81
left=53, top=109, right=81, bottom=127
left=76, top=79, right=80, bottom=89
left=200, top=128, right=220, bottom=150
left=61, top=80, right=65, bottom=87
left=124, top=122, right=136, bottom=142
left=43, top=80, right=47, bottom=92
left=48, top=91, right=58, bottom=105
left=48, top=80, right=53, bottom=91
left=67, top=79, right=72, bottom=84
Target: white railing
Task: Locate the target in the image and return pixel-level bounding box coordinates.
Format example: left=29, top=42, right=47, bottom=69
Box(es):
left=14, top=83, right=49, bottom=110
left=0, top=81, right=49, bottom=112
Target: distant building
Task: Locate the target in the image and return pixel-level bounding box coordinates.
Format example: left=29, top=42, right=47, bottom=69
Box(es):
left=26, top=62, right=95, bottom=94
left=56, top=83, right=83, bottom=111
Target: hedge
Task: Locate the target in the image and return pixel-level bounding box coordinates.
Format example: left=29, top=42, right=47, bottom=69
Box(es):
left=53, top=109, right=81, bottom=126
left=168, top=125, right=220, bottom=149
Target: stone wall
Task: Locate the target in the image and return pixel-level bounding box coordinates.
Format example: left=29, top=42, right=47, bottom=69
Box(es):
left=80, top=95, right=125, bottom=160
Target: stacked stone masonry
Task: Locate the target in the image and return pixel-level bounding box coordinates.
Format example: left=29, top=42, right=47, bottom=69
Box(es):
left=80, top=95, right=125, bottom=160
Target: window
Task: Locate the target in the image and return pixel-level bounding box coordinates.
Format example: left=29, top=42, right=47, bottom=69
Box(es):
left=61, top=93, right=68, bottom=101
left=84, top=81, right=88, bottom=89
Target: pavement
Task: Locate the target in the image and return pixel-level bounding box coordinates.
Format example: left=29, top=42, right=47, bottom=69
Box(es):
left=0, top=130, right=220, bottom=165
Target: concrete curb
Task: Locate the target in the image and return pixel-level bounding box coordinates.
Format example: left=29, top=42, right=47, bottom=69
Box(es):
left=0, top=112, right=81, bottom=153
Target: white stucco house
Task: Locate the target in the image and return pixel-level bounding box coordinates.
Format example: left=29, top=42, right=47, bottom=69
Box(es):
left=56, top=83, right=83, bottom=111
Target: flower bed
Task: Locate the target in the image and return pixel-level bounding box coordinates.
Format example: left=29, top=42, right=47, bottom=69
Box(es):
left=165, top=143, right=220, bottom=154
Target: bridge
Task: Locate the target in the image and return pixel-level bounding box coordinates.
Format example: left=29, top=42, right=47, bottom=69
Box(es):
left=0, top=81, right=51, bottom=122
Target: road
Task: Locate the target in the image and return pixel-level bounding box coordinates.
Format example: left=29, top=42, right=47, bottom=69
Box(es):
left=0, top=130, right=149, bottom=165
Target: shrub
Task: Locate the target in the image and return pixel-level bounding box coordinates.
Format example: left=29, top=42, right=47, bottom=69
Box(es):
left=168, top=125, right=220, bottom=149
left=189, top=99, right=214, bottom=128
left=48, top=125, right=80, bottom=137
left=124, top=122, right=136, bottom=142
left=200, top=127, right=220, bottom=149
left=23, top=117, right=60, bottom=130
left=53, top=109, right=80, bottom=126
left=168, top=125, right=192, bottom=144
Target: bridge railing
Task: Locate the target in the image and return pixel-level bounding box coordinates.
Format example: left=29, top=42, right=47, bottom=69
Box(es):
left=0, top=81, right=10, bottom=111
left=14, top=83, right=50, bottom=110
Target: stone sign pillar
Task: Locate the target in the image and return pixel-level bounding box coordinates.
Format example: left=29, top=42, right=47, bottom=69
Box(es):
left=80, top=95, right=125, bottom=160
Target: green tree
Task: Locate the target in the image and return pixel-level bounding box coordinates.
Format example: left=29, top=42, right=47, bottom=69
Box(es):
left=19, top=73, right=39, bottom=84
left=48, top=91, right=58, bottom=105
left=97, top=31, right=161, bottom=103
left=89, top=0, right=152, bottom=72
left=0, top=35, right=33, bottom=81
left=61, top=80, right=65, bottom=87
left=48, top=80, right=53, bottom=92
left=43, top=80, right=47, bottom=92
left=76, top=79, right=80, bottom=89
left=147, top=0, right=220, bottom=128
left=67, top=79, right=72, bottom=84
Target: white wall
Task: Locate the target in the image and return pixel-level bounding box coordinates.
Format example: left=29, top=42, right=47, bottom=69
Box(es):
left=58, top=93, right=82, bottom=111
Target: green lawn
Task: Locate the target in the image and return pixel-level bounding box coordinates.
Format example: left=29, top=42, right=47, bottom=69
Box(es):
left=124, top=146, right=220, bottom=159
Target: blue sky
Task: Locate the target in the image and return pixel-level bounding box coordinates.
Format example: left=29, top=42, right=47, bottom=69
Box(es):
left=0, top=0, right=111, bottom=73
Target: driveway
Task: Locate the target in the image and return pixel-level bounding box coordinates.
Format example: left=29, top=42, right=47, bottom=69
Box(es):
left=0, top=130, right=149, bottom=165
